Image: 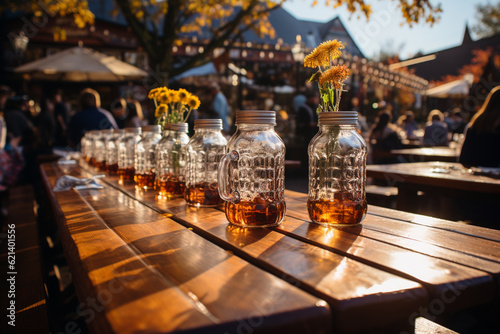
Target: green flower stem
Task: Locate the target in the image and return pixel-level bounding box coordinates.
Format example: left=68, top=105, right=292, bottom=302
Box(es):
left=326, top=124, right=341, bottom=192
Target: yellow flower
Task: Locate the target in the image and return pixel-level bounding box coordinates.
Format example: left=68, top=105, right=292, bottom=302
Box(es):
left=317, top=39, right=345, bottom=60
left=304, top=47, right=328, bottom=68
left=178, top=88, right=190, bottom=104
left=148, top=87, right=161, bottom=99
left=167, top=89, right=179, bottom=103
left=155, top=104, right=168, bottom=117
left=159, top=92, right=169, bottom=104
left=187, top=95, right=201, bottom=109
left=319, top=65, right=351, bottom=88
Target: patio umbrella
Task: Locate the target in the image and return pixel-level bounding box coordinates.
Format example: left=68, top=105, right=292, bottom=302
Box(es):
left=423, top=77, right=472, bottom=98
left=14, top=46, right=148, bottom=82
left=170, top=62, right=217, bottom=81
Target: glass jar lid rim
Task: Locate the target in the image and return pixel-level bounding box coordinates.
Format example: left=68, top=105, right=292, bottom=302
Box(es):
left=236, top=110, right=276, bottom=125
left=165, top=122, right=189, bottom=132
left=318, top=111, right=358, bottom=125
left=124, top=127, right=141, bottom=133
left=141, top=125, right=162, bottom=132
left=194, top=119, right=223, bottom=130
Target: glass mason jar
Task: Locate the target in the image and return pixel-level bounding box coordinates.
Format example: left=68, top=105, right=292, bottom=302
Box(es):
left=155, top=123, right=190, bottom=198
left=80, top=132, right=88, bottom=162
left=80, top=131, right=92, bottom=164
left=134, top=125, right=162, bottom=190
left=185, top=119, right=227, bottom=207
left=118, top=127, right=142, bottom=181
left=105, top=129, right=124, bottom=175
left=308, top=111, right=367, bottom=226
left=84, top=130, right=100, bottom=166
left=218, top=110, right=286, bottom=227
left=94, top=129, right=113, bottom=171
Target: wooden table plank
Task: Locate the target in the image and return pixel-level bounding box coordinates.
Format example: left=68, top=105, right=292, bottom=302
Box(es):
left=55, top=191, right=218, bottom=334
left=42, top=163, right=331, bottom=334
left=285, top=195, right=500, bottom=263
left=390, top=147, right=459, bottom=163
left=282, top=204, right=496, bottom=312
left=0, top=185, right=49, bottom=334
left=284, top=196, right=500, bottom=284
left=367, top=205, right=500, bottom=243
left=361, top=215, right=500, bottom=264
left=367, top=162, right=500, bottom=194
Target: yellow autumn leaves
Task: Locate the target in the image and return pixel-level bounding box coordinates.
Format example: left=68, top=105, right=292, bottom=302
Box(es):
left=304, top=39, right=351, bottom=112
left=32, top=0, right=94, bottom=39
left=149, top=87, right=200, bottom=123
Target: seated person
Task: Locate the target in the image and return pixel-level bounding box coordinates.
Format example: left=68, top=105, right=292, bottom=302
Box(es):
left=68, top=89, right=114, bottom=147
left=450, top=108, right=467, bottom=137
left=460, top=86, right=500, bottom=167
left=402, top=110, right=418, bottom=140
left=369, top=111, right=402, bottom=164
left=423, top=109, right=448, bottom=146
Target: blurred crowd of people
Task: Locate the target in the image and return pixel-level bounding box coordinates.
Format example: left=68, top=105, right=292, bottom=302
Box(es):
left=0, top=85, right=150, bottom=202
left=365, top=87, right=500, bottom=166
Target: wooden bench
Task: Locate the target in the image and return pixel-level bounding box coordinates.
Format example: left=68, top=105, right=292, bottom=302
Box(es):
left=0, top=184, right=49, bottom=333
left=365, top=184, right=398, bottom=209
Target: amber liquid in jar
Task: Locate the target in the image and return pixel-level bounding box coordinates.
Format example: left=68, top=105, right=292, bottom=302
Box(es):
left=118, top=167, right=135, bottom=181
left=156, top=177, right=186, bottom=196
left=135, top=172, right=156, bottom=189
left=95, top=160, right=106, bottom=171
left=185, top=182, right=222, bottom=207
left=307, top=198, right=366, bottom=225
left=225, top=200, right=285, bottom=227
left=107, top=163, right=118, bottom=175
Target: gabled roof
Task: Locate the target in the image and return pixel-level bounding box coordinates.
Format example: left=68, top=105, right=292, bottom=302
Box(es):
left=406, top=27, right=500, bottom=81
left=242, top=7, right=364, bottom=57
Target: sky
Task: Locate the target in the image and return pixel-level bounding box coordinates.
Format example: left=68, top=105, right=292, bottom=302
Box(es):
left=282, top=0, right=495, bottom=60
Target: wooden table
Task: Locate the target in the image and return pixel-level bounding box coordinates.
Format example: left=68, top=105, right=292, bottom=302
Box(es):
left=40, top=161, right=500, bottom=334
left=390, top=147, right=459, bottom=163
left=367, top=161, right=500, bottom=224
left=401, top=139, right=422, bottom=149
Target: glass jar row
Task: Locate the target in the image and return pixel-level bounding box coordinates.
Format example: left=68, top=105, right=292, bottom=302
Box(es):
left=80, top=110, right=367, bottom=228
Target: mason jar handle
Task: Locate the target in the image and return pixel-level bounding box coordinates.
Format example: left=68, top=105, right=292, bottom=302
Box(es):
left=218, top=150, right=240, bottom=203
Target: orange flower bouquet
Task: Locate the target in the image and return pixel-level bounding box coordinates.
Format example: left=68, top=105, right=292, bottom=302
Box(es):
left=305, top=39, right=351, bottom=113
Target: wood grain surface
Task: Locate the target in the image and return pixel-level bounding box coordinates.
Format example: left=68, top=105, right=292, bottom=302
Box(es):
left=366, top=162, right=500, bottom=193
left=41, top=161, right=500, bottom=333
left=389, top=147, right=458, bottom=163
left=42, top=163, right=330, bottom=334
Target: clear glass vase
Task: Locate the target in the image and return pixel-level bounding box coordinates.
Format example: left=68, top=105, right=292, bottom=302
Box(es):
left=308, top=111, right=367, bottom=226
left=218, top=110, right=286, bottom=227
